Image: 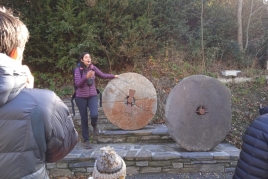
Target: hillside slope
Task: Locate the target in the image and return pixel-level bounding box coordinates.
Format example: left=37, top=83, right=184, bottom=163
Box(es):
left=225, top=77, right=268, bottom=149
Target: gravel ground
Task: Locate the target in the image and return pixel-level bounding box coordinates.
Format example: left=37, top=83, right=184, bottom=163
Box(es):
left=53, top=172, right=234, bottom=179
left=125, top=172, right=234, bottom=179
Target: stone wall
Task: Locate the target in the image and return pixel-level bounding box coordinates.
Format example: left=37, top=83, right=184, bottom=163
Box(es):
left=46, top=99, right=240, bottom=178
left=46, top=142, right=239, bottom=177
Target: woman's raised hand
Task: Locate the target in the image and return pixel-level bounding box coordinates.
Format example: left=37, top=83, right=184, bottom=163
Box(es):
left=86, top=70, right=95, bottom=79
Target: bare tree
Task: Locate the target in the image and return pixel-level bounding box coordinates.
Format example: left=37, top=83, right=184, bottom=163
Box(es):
left=244, top=0, right=268, bottom=51
left=237, top=0, right=243, bottom=51
left=244, top=0, right=253, bottom=51
left=201, top=0, right=206, bottom=72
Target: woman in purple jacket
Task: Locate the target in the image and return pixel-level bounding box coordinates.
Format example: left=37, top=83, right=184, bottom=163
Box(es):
left=74, top=52, right=118, bottom=149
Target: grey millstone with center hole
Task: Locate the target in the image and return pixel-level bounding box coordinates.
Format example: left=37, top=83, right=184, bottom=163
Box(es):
left=165, top=75, right=231, bottom=151
left=102, top=72, right=157, bottom=130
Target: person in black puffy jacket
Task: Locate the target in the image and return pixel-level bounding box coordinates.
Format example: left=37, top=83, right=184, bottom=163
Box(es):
left=0, top=6, right=78, bottom=179
left=233, top=105, right=268, bottom=179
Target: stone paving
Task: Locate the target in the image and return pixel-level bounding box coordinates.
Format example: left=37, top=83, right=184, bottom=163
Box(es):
left=92, top=124, right=175, bottom=144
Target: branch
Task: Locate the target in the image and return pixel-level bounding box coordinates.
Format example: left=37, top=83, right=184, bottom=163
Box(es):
left=251, top=3, right=268, bottom=16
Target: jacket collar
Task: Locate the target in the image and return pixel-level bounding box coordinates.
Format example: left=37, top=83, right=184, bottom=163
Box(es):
left=0, top=53, right=28, bottom=106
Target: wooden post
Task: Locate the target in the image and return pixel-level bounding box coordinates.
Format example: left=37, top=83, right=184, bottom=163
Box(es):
left=232, top=76, right=235, bottom=83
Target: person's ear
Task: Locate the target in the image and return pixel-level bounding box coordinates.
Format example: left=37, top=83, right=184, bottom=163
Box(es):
left=9, top=49, right=18, bottom=60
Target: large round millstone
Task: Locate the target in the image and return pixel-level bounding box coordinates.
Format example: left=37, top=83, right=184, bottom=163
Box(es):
left=165, top=75, right=231, bottom=151
left=102, top=72, right=157, bottom=130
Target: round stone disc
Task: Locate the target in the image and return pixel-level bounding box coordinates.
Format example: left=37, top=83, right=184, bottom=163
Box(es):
left=102, top=72, right=157, bottom=130
left=165, top=75, right=231, bottom=151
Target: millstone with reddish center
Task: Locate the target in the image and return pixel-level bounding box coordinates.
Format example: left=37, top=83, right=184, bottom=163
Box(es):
left=102, top=72, right=157, bottom=130
left=165, top=75, right=231, bottom=151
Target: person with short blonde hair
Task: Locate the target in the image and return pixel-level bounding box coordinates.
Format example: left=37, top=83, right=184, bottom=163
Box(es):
left=0, top=6, right=78, bottom=179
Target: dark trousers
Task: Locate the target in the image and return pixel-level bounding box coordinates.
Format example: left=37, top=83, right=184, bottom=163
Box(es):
left=75, top=96, right=98, bottom=141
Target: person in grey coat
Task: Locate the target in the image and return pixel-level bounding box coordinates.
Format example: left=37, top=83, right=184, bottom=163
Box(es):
left=0, top=6, right=78, bottom=179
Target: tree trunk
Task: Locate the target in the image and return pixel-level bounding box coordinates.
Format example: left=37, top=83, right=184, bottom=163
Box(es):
left=237, top=0, right=243, bottom=51
left=201, top=0, right=206, bottom=72
left=244, top=0, right=254, bottom=52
